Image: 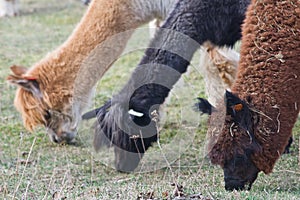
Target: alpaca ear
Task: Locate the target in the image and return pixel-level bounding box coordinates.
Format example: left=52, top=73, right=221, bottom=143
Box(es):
left=82, top=107, right=101, bottom=120
left=194, top=97, right=214, bottom=115
left=225, top=90, right=253, bottom=134
left=10, top=65, right=28, bottom=76
left=225, top=90, right=244, bottom=116
left=7, top=65, right=43, bottom=99
left=82, top=100, right=111, bottom=120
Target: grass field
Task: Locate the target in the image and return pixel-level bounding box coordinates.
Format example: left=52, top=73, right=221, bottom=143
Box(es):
left=0, top=0, right=299, bottom=199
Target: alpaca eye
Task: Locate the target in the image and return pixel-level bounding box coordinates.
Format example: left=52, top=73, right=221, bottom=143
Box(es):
left=45, top=110, right=51, bottom=120
left=44, top=110, right=52, bottom=127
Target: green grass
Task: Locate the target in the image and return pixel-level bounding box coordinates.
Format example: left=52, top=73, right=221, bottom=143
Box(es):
left=0, top=0, right=299, bottom=199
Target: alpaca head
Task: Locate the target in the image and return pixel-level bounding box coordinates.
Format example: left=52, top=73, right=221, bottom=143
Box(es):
left=7, top=65, right=77, bottom=143
left=205, top=91, right=261, bottom=190
left=210, top=91, right=261, bottom=190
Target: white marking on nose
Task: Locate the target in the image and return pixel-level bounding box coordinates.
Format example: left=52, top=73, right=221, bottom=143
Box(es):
left=128, top=109, right=144, bottom=117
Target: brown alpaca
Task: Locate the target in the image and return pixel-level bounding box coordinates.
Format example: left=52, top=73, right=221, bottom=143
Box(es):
left=206, top=0, right=300, bottom=190
left=7, top=0, right=239, bottom=143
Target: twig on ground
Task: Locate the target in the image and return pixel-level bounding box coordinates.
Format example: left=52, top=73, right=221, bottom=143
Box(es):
left=13, top=137, right=37, bottom=199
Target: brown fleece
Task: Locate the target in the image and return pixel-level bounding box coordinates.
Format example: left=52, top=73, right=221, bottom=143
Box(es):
left=209, top=0, right=300, bottom=174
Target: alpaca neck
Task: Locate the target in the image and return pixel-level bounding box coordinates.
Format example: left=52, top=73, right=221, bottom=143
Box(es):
left=231, top=0, right=300, bottom=173
left=71, top=0, right=176, bottom=110
left=118, top=0, right=248, bottom=113
left=27, top=0, right=175, bottom=111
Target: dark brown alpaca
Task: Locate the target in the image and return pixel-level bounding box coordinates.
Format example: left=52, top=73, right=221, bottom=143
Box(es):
left=205, top=0, right=300, bottom=190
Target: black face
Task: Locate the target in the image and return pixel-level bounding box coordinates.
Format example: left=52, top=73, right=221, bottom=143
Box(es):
left=223, top=152, right=259, bottom=191
left=223, top=92, right=261, bottom=190
left=199, top=91, right=261, bottom=191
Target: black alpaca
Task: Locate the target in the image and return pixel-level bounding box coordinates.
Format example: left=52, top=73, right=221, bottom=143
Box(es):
left=83, top=0, right=251, bottom=172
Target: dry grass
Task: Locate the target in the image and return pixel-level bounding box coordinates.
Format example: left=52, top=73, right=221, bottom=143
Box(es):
left=0, top=0, right=299, bottom=199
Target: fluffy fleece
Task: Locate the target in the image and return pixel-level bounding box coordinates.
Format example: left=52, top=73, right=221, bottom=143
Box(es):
left=85, top=0, right=250, bottom=171
left=205, top=0, right=300, bottom=190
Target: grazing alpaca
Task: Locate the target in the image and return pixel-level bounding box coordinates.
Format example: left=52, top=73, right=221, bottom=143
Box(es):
left=197, top=0, right=300, bottom=190
left=7, top=0, right=177, bottom=143
left=7, top=0, right=238, bottom=144
left=0, top=0, right=18, bottom=17
left=83, top=0, right=251, bottom=171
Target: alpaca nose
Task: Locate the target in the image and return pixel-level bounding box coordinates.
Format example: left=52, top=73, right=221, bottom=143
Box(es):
left=224, top=177, right=252, bottom=191
left=61, top=131, right=77, bottom=144
left=47, top=129, right=76, bottom=144
left=224, top=180, right=245, bottom=191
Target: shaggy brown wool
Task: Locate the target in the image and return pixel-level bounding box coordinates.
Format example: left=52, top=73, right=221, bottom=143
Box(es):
left=209, top=0, right=300, bottom=174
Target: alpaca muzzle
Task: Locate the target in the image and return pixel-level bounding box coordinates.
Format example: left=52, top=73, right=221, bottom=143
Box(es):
left=47, top=128, right=77, bottom=144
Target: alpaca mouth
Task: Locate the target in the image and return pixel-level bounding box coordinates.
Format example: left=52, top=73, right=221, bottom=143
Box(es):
left=47, top=129, right=77, bottom=144
left=224, top=177, right=252, bottom=191
left=223, top=158, right=259, bottom=191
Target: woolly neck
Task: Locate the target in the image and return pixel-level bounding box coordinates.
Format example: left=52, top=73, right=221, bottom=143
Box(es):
left=24, top=0, right=177, bottom=109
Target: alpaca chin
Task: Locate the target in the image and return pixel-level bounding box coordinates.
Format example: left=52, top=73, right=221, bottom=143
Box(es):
left=223, top=152, right=259, bottom=191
